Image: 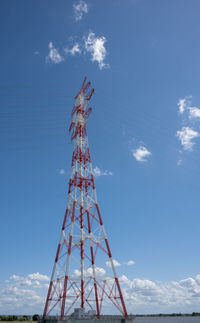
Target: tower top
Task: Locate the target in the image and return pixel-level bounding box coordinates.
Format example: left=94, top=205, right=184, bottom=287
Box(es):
left=74, top=76, right=94, bottom=102
left=69, top=77, right=94, bottom=141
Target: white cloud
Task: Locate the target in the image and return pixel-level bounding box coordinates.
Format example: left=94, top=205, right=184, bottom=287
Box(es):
left=9, top=273, right=49, bottom=288
left=133, top=146, right=152, bottom=162
left=176, top=126, right=199, bottom=151
left=0, top=285, right=45, bottom=314
left=19, top=279, right=33, bottom=287
left=73, top=267, right=106, bottom=278
left=27, top=272, right=50, bottom=282
left=106, top=259, right=121, bottom=268
left=73, top=0, right=88, bottom=21
left=188, top=107, right=200, bottom=119
left=84, top=31, right=109, bottom=70
left=73, top=269, right=81, bottom=277
left=87, top=267, right=106, bottom=277
left=46, top=42, right=64, bottom=64
left=0, top=273, right=49, bottom=314
left=176, top=96, right=200, bottom=163
left=132, top=278, right=158, bottom=292
left=178, top=98, right=187, bottom=114
left=119, top=275, right=131, bottom=285
left=57, top=168, right=65, bottom=175
left=64, top=43, right=81, bottom=56
left=10, top=274, right=23, bottom=281
left=179, top=277, right=196, bottom=289
left=124, top=260, right=135, bottom=266
left=119, top=274, right=200, bottom=313
left=45, top=31, right=109, bottom=70
left=195, top=274, right=200, bottom=284
left=4, top=272, right=200, bottom=314
left=177, top=96, right=200, bottom=120
left=93, top=166, right=113, bottom=177
left=177, top=96, right=192, bottom=114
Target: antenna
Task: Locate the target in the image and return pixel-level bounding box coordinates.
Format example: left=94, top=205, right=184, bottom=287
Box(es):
left=43, top=78, right=128, bottom=320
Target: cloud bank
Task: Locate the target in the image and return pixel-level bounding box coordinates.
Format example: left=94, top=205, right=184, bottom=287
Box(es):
left=0, top=273, right=49, bottom=315
left=2, top=271, right=200, bottom=314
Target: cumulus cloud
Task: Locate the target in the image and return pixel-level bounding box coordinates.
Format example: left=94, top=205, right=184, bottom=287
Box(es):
left=27, top=272, right=50, bottom=282
left=132, top=278, right=159, bottom=292
left=178, top=98, right=187, bottom=114
left=73, top=267, right=106, bottom=278
left=0, top=284, right=45, bottom=314
left=45, top=31, right=109, bottom=70
left=0, top=273, right=49, bottom=314
left=73, top=0, right=88, bottom=21
left=176, top=96, right=200, bottom=163
left=10, top=274, right=23, bottom=281
left=176, top=126, right=199, bottom=151
left=188, top=107, right=200, bottom=119
left=46, top=42, right=64, bottom=64
left=106, top=259, right=121, bottom=268
left=119, top=275, right=131, bottom=285
left=124, top=260, right=135, bottom=266
left=64, top=43, right=81, bottom=56
left=84, top=32, right=109, bottom=69
left=9, top=273, right=49, bottom=289
left=177, top=96, right=200, bottom=120
left=133, top=146, right=152, bottom=162
left=87, top=267, right=106, bottom=277
left=4, top=272, right=200, bottom=314
left=119, top=273, right=200, bottom=313
left=179, top=277, right=197, bottom=290
left=93, top=166, right=113, bottom=177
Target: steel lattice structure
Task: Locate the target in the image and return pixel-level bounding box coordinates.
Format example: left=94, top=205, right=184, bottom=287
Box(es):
left=43, top=78, right=128, bottom=319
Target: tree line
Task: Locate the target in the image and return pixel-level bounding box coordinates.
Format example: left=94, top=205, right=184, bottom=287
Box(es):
left=0, top=315, right=39, bottom=321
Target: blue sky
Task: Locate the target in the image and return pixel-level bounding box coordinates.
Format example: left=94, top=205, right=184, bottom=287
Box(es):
left=1, top=0, right=200, bottom=315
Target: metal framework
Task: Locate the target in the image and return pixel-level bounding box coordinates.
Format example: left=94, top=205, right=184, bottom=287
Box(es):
left=43, top=78, right=128, bottom=319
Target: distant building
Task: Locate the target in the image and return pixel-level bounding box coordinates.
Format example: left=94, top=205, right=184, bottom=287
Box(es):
left=74, top=308, right=96, bottom=319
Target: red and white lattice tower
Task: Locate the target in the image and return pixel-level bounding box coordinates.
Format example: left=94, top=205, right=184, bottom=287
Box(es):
left=43, top=78, right=128, bottom=319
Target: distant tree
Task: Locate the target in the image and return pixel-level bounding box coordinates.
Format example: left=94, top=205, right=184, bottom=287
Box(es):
left=32, top=315, right=39, bottom=321
left=192, top=312, right=200, bottom=316
left=8, top=316, right=18, bottom=321
left=21, top=316, right=29, bottom=321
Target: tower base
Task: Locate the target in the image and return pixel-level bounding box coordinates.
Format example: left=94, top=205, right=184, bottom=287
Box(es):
left=39, top=317, right=134, bottom=323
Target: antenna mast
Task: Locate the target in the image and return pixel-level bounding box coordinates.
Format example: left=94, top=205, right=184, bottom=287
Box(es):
left=43, top=78, right=128, bottom=319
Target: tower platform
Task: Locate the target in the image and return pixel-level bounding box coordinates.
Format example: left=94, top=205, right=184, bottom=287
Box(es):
left=39, top=315, right=134, bottom=323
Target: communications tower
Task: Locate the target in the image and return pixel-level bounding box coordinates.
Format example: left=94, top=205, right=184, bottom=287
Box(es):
left=43, top=78, right=128, bottom=320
